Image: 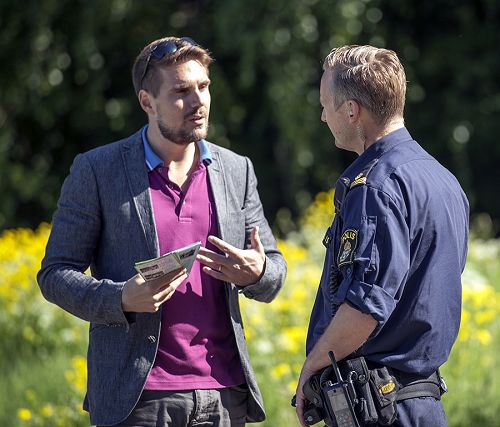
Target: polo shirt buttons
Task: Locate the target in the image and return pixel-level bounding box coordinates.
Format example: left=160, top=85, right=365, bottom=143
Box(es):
left=148, top=335, right=156, bottom=343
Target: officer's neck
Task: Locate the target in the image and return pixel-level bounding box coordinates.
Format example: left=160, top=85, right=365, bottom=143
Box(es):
left=355, top=117, right=405, bottom=155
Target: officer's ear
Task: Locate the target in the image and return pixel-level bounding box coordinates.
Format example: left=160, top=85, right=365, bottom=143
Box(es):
left=347, top=100, right=361, bottom=122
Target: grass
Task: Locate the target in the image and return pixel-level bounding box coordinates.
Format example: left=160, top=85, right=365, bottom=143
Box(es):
left=0, top=347, right=86, bottom=425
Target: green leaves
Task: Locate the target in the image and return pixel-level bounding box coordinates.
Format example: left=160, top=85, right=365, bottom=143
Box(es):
left=1, top=0, right=499, bottom=234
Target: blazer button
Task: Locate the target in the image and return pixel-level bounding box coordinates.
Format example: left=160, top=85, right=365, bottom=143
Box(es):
left=148, top=335, right=156, bottom=343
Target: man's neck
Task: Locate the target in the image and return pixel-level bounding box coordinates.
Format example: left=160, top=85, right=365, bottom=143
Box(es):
left=146, top=123, right=200, bottom=190
left=356, top=118, right=405, bottom=154
left=146, top=123, right=198, bottom=167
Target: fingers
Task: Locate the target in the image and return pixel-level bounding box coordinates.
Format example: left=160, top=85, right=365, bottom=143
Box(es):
left=152, top=271, right=187, bottom=307
left=201, top=265, right=228, bottom=281
left=296, top=400, right=308, bottom=427
left=294, top=391, right=308, bottom=427
left=207, top=235, right=240, bottom=258
left=197, top=247, right=228, bottom=264
left=250, top=226, right=265, bottom=254
left=148, top=267, right=186, bottom=291
left=197, top=248, right=231, bottom=273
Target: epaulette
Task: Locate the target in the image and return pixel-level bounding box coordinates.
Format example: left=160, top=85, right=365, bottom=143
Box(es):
left=349, top=158, right=379, bottom=189
left=334, top=158, right=379, bottom=213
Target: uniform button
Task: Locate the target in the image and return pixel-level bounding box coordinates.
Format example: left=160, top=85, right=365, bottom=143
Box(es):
left=148, top=335, right=156, bottom=343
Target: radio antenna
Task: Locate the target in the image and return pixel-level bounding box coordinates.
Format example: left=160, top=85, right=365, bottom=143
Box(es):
left=328, top=351, right=343, bottom=382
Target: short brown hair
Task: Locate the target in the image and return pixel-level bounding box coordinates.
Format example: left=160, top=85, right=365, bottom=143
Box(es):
left=323, top=45, right=406, bottom=125
left=132, top=37, right=213, bottom=96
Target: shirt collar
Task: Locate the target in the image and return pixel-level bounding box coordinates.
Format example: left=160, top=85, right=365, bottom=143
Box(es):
left=141, top=125, right=213, bottom=171
left=342, top=126, right=412, bottom=179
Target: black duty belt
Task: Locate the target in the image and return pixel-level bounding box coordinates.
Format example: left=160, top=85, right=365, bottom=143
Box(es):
left=365, top=360, right=445, bottom=401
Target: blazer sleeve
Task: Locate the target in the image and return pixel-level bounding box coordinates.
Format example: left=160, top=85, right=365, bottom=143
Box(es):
left=37, top=153, right=130, bottom=326
left=238, top=157, right=287, bottom=303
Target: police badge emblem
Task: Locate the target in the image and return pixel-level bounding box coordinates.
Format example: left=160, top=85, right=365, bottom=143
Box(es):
left=338, top=229, right=358, bottom=266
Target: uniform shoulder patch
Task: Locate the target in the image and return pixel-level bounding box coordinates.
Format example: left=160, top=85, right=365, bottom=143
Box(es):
left=349, top=158, right=379, bottom=189
left=349, top=173, right=366, bottom=188
left=337, top=228, right=358, bottom=267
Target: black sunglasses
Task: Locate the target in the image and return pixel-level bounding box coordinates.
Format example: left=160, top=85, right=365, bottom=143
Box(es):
left=139, top=37, right=197, bottom=87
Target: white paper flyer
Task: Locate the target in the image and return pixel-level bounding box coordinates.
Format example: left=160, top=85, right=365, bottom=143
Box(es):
left=134, top=241, right=201, bottom=281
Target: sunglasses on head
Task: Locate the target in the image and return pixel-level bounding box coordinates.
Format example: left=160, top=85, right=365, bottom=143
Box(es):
left=139, top=37, right=197, bottom=87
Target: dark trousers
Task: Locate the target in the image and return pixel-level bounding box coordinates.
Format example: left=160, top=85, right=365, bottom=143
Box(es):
left=99, top=386, right=248, bottom=427
left=389, top=397, right=447, bottom=427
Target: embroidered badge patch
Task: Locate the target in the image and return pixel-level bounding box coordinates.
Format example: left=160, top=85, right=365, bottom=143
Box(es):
left=350, top=172, right=366, bottom=189
left=337, top=229, right=358, bottom=266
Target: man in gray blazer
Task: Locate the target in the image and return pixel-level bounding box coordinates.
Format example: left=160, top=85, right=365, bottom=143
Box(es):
left=38, top=36, right=286, bottom=427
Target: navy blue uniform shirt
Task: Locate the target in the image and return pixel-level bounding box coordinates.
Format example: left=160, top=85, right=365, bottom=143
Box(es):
left=306, top=127, right=469, bottom=376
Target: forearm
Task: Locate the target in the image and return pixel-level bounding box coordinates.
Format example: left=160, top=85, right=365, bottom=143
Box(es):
left=304, top=303, right=378, bottom=372
left=38, top=264, right=128, bottom=325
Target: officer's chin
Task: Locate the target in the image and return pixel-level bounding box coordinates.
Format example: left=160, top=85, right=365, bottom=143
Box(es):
left=333, top=137, right=345, bottom=150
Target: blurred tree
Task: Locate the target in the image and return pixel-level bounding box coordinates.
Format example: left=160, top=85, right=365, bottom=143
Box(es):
left=0, top=0, right=499, bottom=234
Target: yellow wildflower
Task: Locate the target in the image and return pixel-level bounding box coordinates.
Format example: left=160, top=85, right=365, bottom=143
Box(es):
left=272, top=363, right=291, bottom=379
left=17, top=408, right=32, bottom=421
left=41, top=404, right=54, bottom=417
left=476, top=329, right=492, bottom=346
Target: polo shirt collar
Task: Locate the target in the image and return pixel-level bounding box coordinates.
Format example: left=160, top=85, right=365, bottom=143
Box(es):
left=141, top=125, right=213, bottom=171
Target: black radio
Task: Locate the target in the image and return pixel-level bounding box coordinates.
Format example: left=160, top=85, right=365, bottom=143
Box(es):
left=322, top=351, right=360, bottom=427
left=292, top=351, right=360, bottom=427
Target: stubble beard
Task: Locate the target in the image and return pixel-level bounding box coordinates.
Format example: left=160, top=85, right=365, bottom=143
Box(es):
left=158, top=118, right=208, bottom=146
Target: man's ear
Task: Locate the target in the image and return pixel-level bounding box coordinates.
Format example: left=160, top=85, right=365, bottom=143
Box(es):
left=347, top=100, right=361, bottom=121
left=138, top=90, right=156, bottom=116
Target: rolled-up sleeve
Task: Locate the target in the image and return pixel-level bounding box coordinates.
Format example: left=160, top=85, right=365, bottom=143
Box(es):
left=333, top=185, right=410, bottom=329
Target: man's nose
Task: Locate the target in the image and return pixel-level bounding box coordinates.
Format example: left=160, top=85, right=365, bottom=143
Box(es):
left=189, top=88, right=204, bottom=107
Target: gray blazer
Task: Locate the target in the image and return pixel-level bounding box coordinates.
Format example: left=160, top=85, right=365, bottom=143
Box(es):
left=37, top=130, right=287, bottom=425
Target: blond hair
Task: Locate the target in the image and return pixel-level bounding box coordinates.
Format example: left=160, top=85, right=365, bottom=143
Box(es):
left=323, top=45, right=406, bottom=125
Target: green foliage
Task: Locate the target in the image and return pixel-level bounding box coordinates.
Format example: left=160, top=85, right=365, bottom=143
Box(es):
left=0, top=225, right=88, bottom=426
left=1, top=0, right=499, bottom=234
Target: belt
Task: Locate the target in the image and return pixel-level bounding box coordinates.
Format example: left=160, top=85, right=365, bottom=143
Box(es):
left=365, top=360, right=445, bottom=401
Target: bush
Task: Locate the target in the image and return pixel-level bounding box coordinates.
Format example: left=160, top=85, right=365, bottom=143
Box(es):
left=0, top=225, right=88, bottom=426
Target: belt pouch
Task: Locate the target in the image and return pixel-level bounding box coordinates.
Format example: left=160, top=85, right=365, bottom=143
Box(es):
left=345, top=357, right=378, bottom=424
left=368, top=367, right=399, bottom=425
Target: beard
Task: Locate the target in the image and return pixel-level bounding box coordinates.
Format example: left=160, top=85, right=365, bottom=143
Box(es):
left=157, top=113, right=208, bottom=146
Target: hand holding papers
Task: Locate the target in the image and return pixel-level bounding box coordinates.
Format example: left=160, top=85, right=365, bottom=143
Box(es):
left=134, top=241, right=201, bottom=281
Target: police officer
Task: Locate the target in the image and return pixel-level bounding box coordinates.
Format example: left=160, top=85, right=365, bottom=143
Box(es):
left=295, top=45, right=469, bottom=426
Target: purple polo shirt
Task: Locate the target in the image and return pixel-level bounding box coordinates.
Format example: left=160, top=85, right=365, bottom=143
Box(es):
left=141, top=126, right=245, bottom=390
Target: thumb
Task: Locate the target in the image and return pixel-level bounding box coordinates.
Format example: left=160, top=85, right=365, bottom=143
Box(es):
left=250, top=226, right=264, bottom=254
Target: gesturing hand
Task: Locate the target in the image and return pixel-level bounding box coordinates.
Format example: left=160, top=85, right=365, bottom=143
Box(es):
left=196, top=226, right=266, bottom=287
left=121, top=268, right=187, bottom=313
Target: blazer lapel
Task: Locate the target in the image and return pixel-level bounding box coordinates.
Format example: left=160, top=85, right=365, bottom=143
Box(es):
left=207, top=148, right=229, bottom=241
left=121, top=132, right=159, bottom=259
